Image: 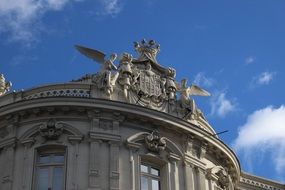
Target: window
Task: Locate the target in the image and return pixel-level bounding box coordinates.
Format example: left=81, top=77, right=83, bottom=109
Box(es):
left=140, top=163, right=160, bottom=190
left=34, top=147, right=66, bottom=190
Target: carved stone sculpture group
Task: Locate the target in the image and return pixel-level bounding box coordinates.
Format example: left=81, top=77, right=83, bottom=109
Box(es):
left=75, top=39, right=210, bottom=121
left=0, top=39, right=210, bottom=122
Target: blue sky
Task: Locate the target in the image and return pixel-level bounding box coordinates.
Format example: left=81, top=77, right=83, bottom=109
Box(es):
left=1, top=0, right=285, bottom=183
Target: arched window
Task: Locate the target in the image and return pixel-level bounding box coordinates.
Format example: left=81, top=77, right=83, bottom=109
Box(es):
left=33, top=146, right=66, bottom=190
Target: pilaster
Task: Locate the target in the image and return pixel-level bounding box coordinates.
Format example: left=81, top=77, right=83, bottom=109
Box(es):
left=109, top=141, right=120, bottom=190
left=87, top=110, right=123, bottom=190
left=184, top=161, right=194, bottom=190
left=168, top=153, right=180, bottom=190
left=21, top=138, right=35, bottom=190
left=1, top=138, right=16, bottom=190
left=88, top=140, right=102, bottom=190
left=68, top=135, right=83, bottom=190
left=196, top=167, right=207, bottom=190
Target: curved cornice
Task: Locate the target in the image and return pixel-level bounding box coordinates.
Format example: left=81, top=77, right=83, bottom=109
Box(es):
left=0, top=96, right=240, bottom=182
left=0, top=82, right=216, bottom=133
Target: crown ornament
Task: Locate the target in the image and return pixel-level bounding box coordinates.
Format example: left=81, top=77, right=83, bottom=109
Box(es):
left=134, top=39, right=160, bottom=64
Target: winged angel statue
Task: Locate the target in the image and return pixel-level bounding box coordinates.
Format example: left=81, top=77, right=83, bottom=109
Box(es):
left=75, top=45, right=119, bottom=96
left=178, top=79, right=210, bottom=119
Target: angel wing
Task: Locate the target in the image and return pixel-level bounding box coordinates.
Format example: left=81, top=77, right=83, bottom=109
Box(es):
left=187, top=84, right=210, bottom=96
left=75, top=45, right=106, bottom=64
left=5, top=81, right=12, bottom=89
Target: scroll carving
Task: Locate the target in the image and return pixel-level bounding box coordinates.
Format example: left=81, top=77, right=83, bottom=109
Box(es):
left=39, top=119, right=63, bottom=140
left=145, top=130, right=166, bottom=152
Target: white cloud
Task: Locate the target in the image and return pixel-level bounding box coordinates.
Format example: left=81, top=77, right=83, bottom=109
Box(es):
left=210, top=92, right=236, bottom=117
left=193, top=72, right=214, bottom=88
left=98, top=0, right=122, bottom=16
left=250, top=71, right=275, bottom=88
left=257, top=72, right=274, bottom=85
left=233, top=105, right=285, bottom=178
left=0, top=0, right=122, bottom=44
left=0, top=0, right=75, bottom=44
left=245, top=56, right=255, bottom=64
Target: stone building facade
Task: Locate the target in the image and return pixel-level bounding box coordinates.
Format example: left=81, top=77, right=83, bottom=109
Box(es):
left=0, top=40, right=284, bottom=190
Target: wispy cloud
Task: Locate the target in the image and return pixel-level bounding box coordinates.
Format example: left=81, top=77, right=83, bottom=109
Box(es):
left=233, top=105, right=285, bottom=180
left=257, top=72, right=275, bottom=85
left=99, top=0, right=122, bottom=16
left=210, top=92, right=237, bottom=118
left=193, top=72, right=214, bottom=88
left=0, top=0, right=77, bottom=44
left=0, top=0, right=123, bottom=44
left=245, top=56, right=255, bottom=64
left=250, top=71, right=275, bottom=88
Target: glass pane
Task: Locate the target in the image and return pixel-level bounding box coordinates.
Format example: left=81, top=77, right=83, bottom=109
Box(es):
left=37, top=168, right=49, bottom=190
left=152, top=179, right=160, bottom=190
left=53, top=167, right=63, bottom=190
left=38, top=155, right=51, bottom=164
left=151, top=167, right=159, bottom=176
left=140, top=164, right=148, bottom=173
left=141, top=176, right=148, bottom=190
left=53, top=155, right=64, bottom=163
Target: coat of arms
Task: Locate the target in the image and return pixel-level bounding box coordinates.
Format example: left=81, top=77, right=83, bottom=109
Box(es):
left=136, top=63, right=163, bottom=98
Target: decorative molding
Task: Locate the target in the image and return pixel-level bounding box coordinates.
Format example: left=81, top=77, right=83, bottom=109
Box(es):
left=183, top=154, right=206, bottom=170
left=20, top=138, right=35, bottom=148
left=68, top=135, right=83, bottom=145
left=23, top=88, right=90, bottom=100
left=240, top=176, right=284, bottom=190
left=0, top=137, right=17, bottom=149
left=89, top=131, right=121, bottom=142
left=168, top=152, right=181, bottom=162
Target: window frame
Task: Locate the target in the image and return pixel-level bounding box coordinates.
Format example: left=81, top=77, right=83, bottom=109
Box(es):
left=33, top=145, right=67, bottom=190
left=140, top=162, right=161, bottom=190
left=139, top=154, right=170, bottom=190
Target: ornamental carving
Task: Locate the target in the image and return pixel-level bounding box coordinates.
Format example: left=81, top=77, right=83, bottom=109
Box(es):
left=207, top=166, right=234, bottom=190
left=23, top=89, right=90, bottom=100
left=0, top=74, right=12, bottom=96
left=74, top=39, right=211, bottom=126
left=75, top=45, right=119, bottom=97
left=118, top=52, right=133, bottom=100
left=216, top=169, right=230, bottom=189
left=134, top=39, right=160, bottom=64
left=177, top=79, right=210, bottom=120
left=39, top=119, right=63, bottom=140
left=145, top=130, right=166, bottom=153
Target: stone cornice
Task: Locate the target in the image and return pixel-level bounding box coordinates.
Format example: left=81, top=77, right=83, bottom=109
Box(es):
left=238, top=172, right=285, bottom=190
left=0, top=82, right=216, bottom=133
left=89, top=131, right=121, bottom=142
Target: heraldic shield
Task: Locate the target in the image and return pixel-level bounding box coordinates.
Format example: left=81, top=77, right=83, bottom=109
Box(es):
left=139, top=72, right=162, bottom=97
